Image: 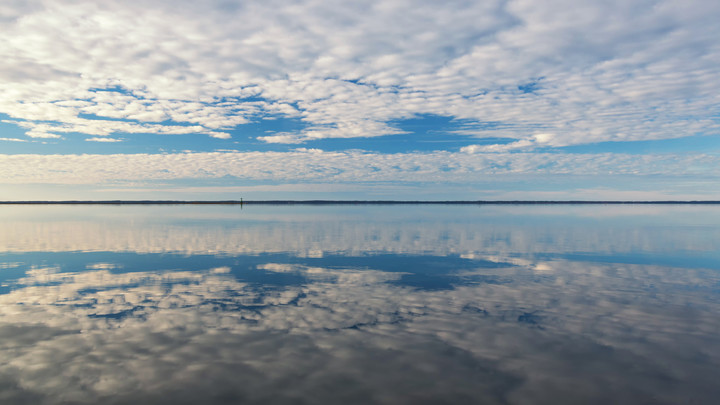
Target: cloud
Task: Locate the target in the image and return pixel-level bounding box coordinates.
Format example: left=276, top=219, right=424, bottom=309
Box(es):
left=1, top=150, right=719, bottom=186
left=100, top=183, right=396, bottom=194
left=86, top=137, right=122, bottom=142
left=257, top=120, right=408, bottom=144
left=462, top=133, right=558, bottom=153
left=0, top=0, right=717, bottom=148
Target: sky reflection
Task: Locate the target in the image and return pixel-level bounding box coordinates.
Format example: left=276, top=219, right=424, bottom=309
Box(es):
left=0, top=205, right=719, bottom=404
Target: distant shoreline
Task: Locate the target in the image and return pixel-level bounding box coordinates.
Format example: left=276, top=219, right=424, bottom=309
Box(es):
left=2, top=200, right=720, bottom=205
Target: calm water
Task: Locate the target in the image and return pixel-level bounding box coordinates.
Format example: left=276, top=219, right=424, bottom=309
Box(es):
left=1, top=204, right=719, bottom=404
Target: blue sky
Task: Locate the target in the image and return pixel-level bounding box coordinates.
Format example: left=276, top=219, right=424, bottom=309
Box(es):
left=1, top=0, right=719, bottom=200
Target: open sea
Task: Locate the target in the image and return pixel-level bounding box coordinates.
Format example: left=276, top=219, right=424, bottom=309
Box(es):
left=0, top=204, right=719, bottom=404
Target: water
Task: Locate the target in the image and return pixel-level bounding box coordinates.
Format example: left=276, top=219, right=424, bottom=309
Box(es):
left=1, top=204, right=719, bottom=404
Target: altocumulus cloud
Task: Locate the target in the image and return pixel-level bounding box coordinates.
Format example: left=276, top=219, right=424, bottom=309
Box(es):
left=0, top=0, right=718, bottom=147
left=1, top=151, right=719, bottom=184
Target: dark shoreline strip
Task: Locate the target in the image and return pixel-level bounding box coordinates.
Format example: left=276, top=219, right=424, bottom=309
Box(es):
left=1, top=201, right=720, bottom=205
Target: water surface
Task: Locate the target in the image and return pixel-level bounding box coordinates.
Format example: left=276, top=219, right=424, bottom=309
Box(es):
left=1, top=204, right=719, bottom=404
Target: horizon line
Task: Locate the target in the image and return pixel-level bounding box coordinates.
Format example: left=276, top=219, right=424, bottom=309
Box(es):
left=2, top=200, right=720, bottom=205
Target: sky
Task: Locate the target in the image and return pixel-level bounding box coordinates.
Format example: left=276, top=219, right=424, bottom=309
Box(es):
left=0, top=0, right=719, bottom=201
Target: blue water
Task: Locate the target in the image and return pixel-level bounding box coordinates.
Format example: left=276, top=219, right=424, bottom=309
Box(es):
left=0, top=204, right=719, bottom=404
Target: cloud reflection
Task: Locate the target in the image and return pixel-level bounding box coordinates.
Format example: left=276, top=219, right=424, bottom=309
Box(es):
left=1, top=205, right=719, bottom=403
left=2, top=205, right=719, bottom=260
left=0, top=254, right=718, bottom=404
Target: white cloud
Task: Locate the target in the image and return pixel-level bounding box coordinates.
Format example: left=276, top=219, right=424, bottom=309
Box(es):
left=0, top=0, right=716, bottom=148
left=461, top=133, right=557, bottom=153
left=0, top=150, right=719, bottom=186
left=86, top=137, right=122, bottom=142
